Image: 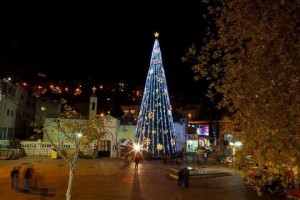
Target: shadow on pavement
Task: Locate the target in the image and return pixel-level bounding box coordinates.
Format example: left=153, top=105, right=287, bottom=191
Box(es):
left=18, top=187, right=55, bottom=197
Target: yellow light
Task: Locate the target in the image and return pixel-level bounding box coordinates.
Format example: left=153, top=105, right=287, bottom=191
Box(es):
left=157, top=143, right=163, bottom=150
left=144, top=138, right=151, bottom=145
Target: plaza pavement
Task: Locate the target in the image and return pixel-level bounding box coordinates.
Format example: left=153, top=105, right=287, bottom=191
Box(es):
left=0, top=156, right=284, bottom=200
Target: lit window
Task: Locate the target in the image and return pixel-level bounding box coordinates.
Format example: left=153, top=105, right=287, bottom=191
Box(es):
left=41, top=106, right=46, bottom=111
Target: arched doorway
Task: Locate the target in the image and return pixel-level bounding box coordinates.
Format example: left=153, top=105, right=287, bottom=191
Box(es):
left=97, top=140, right=111, bottom=157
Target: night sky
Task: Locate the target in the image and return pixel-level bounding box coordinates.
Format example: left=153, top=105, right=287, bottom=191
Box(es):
left=0, top=1, right=208, bottom=100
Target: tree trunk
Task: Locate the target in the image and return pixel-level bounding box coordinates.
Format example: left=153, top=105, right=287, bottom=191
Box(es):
left=65, top=154, right=78, bottom=200
left=66, top=165, right=75, bottom=200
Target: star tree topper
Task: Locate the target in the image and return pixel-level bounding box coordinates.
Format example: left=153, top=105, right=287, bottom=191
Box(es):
left=154, top=32, right=160, bottom=38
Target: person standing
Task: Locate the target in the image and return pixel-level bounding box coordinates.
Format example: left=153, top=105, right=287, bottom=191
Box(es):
left=203, top=150, right=208, bottom=164
left=24, top=167, right=33, bottom=192
left=183, top=167, right=189, bottom=188
left=10, top=166, right=20, bottom=191
left=177, top=168, right=184, bottom=187
left=181, top=147, right=185, bottom=160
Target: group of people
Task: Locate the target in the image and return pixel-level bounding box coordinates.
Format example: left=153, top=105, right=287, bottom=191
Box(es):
left=177, top=167, right=189, bottom=188
left=10, top=165, right=34, bottom=192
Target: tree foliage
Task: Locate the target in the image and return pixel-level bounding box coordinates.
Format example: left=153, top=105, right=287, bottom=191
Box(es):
left=45, top=100, right=107, bottom=200
left=183, top=0, right=300, bottom=193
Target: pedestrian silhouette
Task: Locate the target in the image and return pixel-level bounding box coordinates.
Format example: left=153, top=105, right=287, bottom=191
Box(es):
left=124, top=154, right=131, bottom=167
left=134, top=155, right=140, bottom=171
left=10, top=166, right=20, bottom=191
left=203, top=150, right=208, bottom=164
left=183, top=167, right=189, bottom=188
left=177, top=168, right=184, bottom=187
left=24, top=166, right=34, bottom=192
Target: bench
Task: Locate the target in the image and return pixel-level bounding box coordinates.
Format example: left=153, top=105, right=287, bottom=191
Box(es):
left=168, top=167, right=231, bottom=180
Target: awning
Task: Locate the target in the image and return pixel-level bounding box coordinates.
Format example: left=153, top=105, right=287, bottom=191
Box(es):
left=120, top=139, right=132, bottom=147
left=199, top=136, right=214, bottom=140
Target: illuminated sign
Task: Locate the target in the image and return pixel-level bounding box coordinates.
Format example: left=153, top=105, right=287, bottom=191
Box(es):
left=196, top=125, right=209, bottom=136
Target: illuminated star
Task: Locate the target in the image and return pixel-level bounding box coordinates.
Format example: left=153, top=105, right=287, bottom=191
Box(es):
left=153, top=48, right=160, bottom=54
left=154, top=32, right=160, bottom=38
left=144, top=138, right=151, bottom=145
left=148, top=111, right=154, bottom=119
left=157, top=77, right=164, bottom=83
left=153, top=58, right=160, bottom=64
left=157, top=143, right=163, bottom=150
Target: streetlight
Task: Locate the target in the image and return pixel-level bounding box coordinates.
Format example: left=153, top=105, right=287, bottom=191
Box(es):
left=76, top=132, right=83, bottom=138
left=133, top=143, right=141, bottom=152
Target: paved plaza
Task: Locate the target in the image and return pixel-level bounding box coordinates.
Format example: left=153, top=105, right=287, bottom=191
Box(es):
left=0, top=156, right=284, bottom=200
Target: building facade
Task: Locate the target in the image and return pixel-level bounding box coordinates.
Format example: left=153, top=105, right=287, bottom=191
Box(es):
left=0, top=79, right=35, bottom=140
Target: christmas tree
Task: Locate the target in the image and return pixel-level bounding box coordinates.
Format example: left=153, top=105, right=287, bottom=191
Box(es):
left=135, top=32, right=177, bottom=157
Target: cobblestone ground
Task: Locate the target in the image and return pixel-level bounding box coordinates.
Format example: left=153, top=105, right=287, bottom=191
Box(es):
left=0, top=156, right=284, bottom=200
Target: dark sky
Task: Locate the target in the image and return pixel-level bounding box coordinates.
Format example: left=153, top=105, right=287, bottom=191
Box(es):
left=0, top=1, right=208, bottom=99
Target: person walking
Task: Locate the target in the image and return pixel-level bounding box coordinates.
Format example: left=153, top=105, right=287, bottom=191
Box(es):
left=177, top=168, right=184, bottom=188
left=10, top=166, right=20, bottom=191
left=134, top=155, right=141, bottom=171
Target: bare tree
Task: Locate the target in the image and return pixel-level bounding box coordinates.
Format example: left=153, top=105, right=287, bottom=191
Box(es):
left=44, top=102, right=107, bottom=200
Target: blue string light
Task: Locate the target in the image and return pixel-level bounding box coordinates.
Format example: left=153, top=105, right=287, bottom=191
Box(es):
left=135, top=34, right=177, bottom=157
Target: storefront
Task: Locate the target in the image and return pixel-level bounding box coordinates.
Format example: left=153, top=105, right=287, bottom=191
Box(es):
left=185, top=138, right=211, bottom=153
